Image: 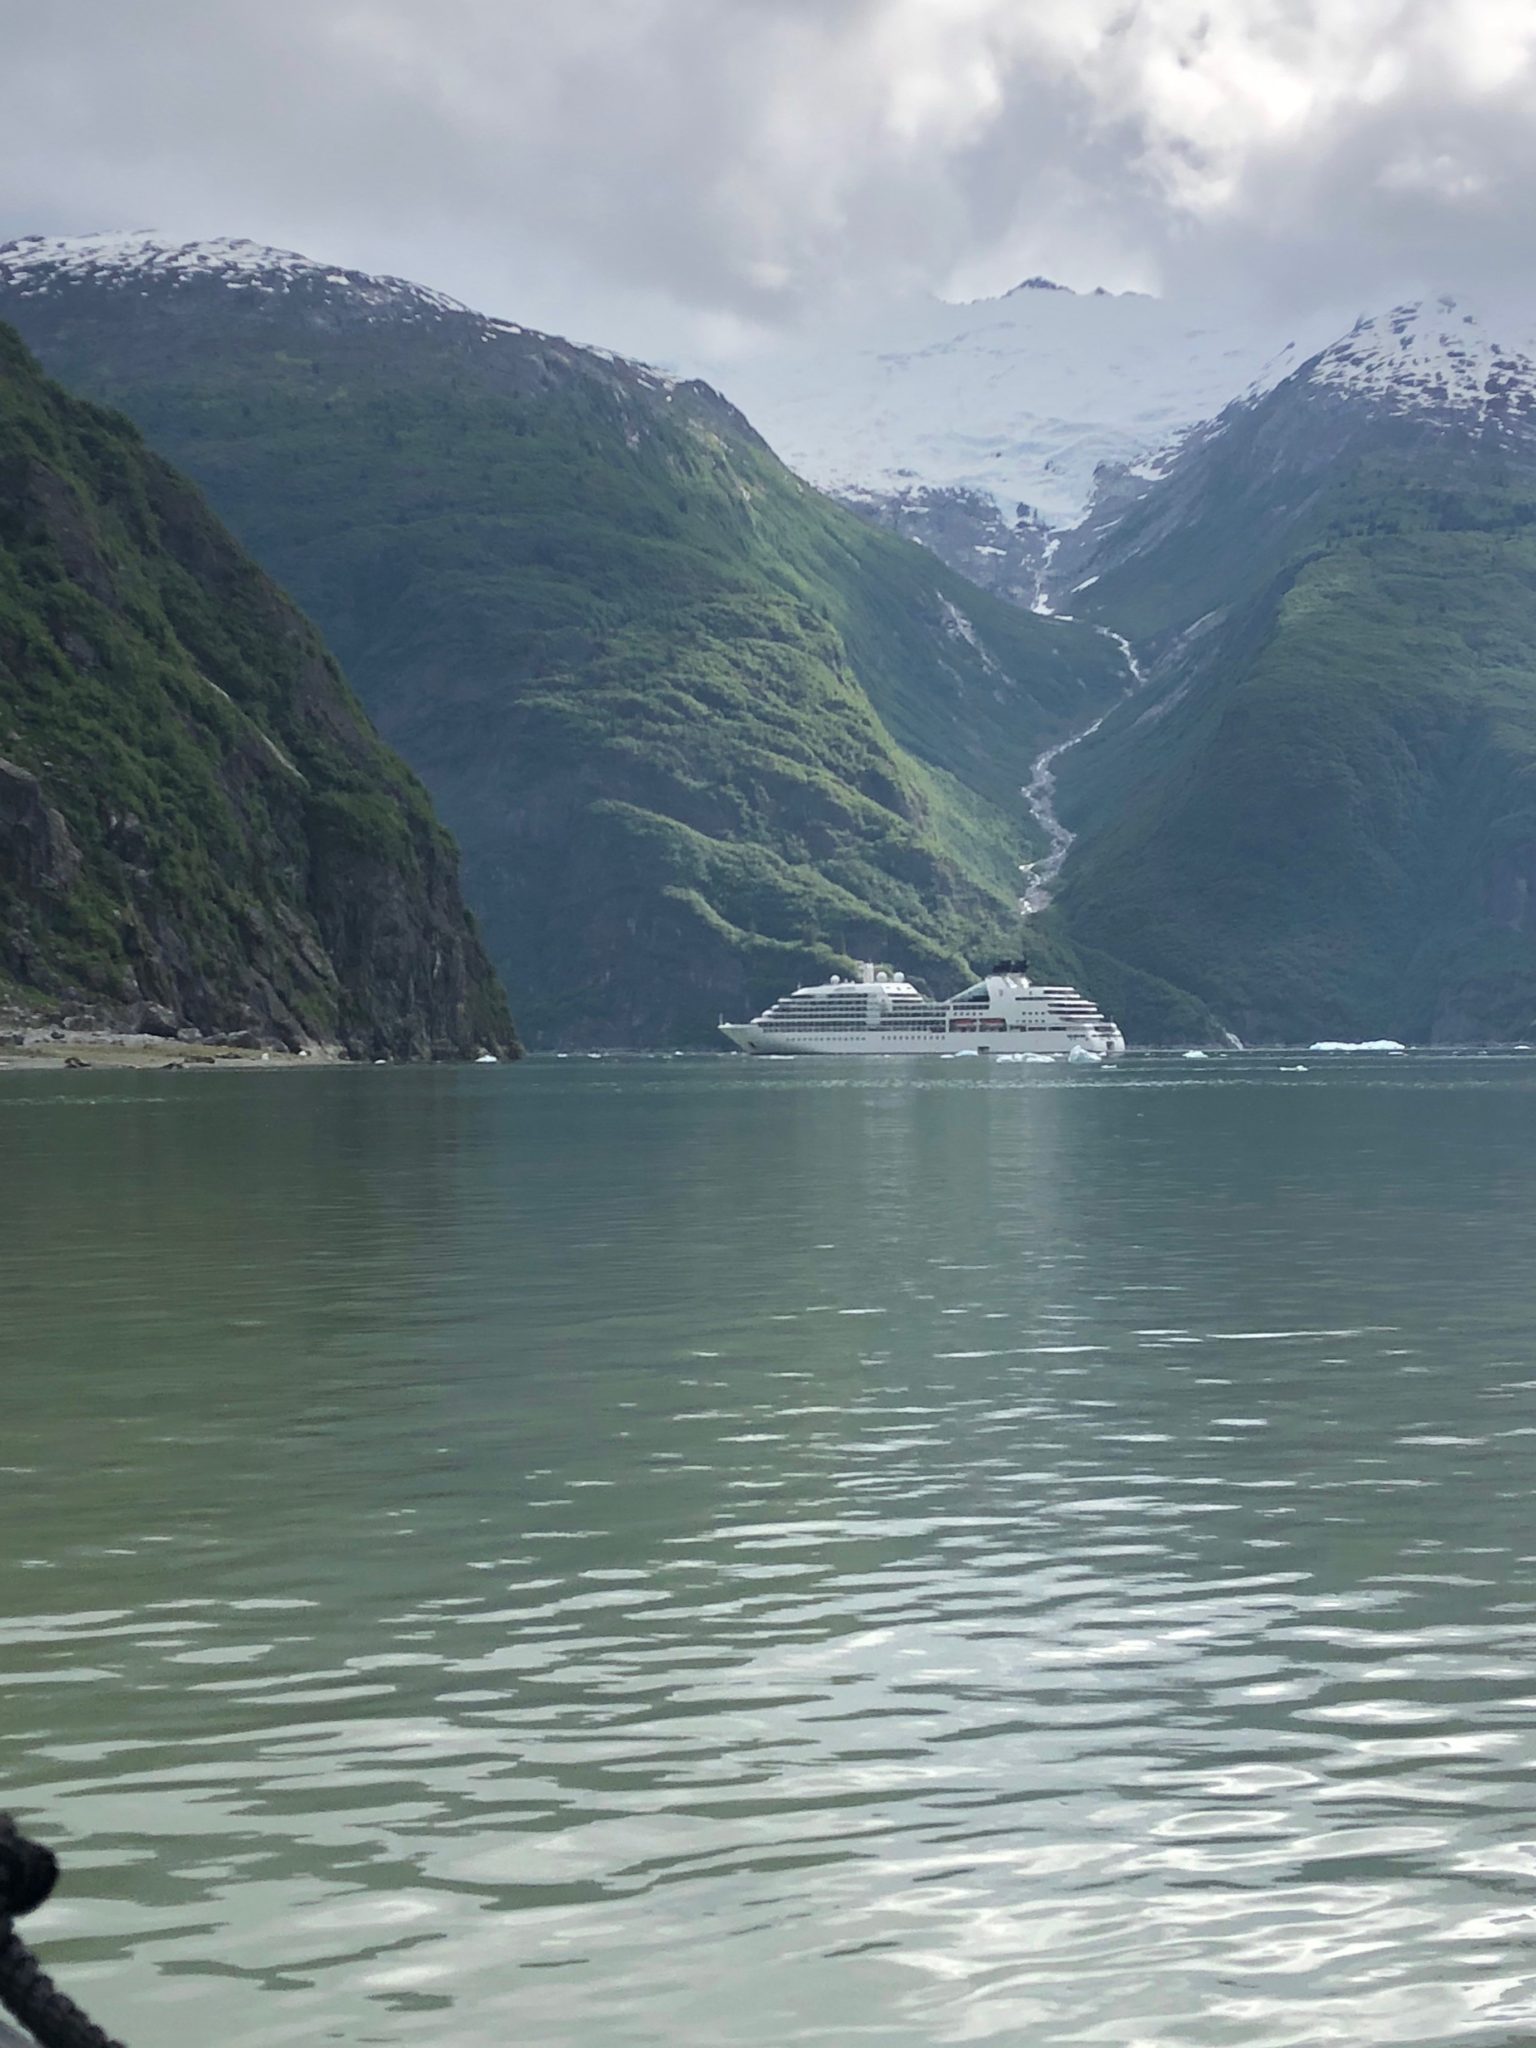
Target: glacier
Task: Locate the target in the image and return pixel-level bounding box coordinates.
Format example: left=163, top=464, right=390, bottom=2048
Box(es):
left=684, top=280, right=1348, bottom=533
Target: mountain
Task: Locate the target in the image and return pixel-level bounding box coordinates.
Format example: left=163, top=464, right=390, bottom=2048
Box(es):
left=0, top=318, right=516, bottom=1058
left=686, top=280, right=1345, bottom=589
left=1036, top=297, right=1536, bottom=1045
left=0, top=234, right=1128, bottom=1046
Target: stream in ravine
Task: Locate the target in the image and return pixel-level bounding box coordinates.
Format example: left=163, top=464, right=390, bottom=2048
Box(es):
left=1020, top=566, right=1148, bottom=913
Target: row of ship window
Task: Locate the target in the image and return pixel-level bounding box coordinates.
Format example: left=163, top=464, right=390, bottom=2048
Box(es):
left=761, top=1019, right=1062, bottom=1033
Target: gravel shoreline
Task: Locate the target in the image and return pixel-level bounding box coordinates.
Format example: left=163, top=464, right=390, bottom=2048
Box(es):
left=0, top=1033, right=338, bottom=1070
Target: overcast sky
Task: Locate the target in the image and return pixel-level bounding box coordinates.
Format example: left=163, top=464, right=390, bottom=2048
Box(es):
left=4, top=0, right=1535, bottom=361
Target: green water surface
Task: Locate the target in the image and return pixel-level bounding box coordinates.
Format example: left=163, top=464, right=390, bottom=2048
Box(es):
left=4, top=1054, right=1536, bottom=2046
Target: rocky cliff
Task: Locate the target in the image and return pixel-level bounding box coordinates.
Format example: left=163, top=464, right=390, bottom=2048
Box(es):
left=0, top=321, right=517, bottom=1057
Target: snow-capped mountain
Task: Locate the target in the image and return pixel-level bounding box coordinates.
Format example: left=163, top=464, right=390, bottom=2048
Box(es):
left=1307, top=295, right=1536, bottom=431
left=0, top=230, right=485, bottom=319
left=0, top=230, right=539, bottom=332
left=0, top=231, right=689, bottom=411
left=1048, top=291, right=1536, bottom=625
left=13, top=235, right=1536, bottom=570
left=685, top=280, right=1348, bottom=537
left=0, top=231, right=693, bottom=393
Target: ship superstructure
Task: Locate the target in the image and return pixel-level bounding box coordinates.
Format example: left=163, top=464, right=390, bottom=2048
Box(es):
left=720, top=963, right=1124, bottom=1058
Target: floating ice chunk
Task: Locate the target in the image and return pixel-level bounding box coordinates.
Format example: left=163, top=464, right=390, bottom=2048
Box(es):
left=1067, top=1044, right=1104, bottom=1066
left=1309, top=1040, right=1407, bottom=1053
left=475, top=1051, right=498, bottom=1063
left=1183, top=1049, right=1211, bottom=1060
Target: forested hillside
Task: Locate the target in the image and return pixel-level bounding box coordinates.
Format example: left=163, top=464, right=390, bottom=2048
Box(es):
left=1044, top=304, right=1536, bottom=1044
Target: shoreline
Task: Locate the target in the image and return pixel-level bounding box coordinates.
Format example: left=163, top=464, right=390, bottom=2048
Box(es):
left=0, top=1031, right=341, bottom=1070
left=5, top=1039, right=1533, bottom=1072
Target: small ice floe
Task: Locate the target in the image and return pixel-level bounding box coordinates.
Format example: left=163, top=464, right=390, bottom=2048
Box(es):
left=1067, top=1045, right=1104, bottom=1066
left=1183, top=1049, right=1211, bottom=1060
left=995, top=1051, right=1055, bottom=1064
left=475, top=1052, right=498, bottom=1064
left=1279, top=1064, right=1309, bottom=1072
left=1309, top=1040, right=1407, bottom=1054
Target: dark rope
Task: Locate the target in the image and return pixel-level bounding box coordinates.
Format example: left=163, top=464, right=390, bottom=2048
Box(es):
left=0, top=1818, right=126, bottom=2048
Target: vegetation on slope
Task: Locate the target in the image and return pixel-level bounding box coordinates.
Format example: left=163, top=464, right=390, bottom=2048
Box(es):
left=1050, top=410, right=1536, bottom=1044
left=0, top=257, right=1125, bottom=1044
left=0, top=321, right=516, bottom=1056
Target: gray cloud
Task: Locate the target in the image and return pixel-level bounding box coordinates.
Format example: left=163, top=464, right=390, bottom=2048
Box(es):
left=3, top=0, right=1536, bottom=358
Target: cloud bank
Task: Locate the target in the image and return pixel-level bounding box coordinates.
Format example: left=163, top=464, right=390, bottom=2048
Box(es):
left=3, top=0, right=1535, bottom=353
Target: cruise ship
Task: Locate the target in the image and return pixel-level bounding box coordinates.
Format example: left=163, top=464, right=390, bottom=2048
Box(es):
left=720, top=962, right=1125, bottom=1058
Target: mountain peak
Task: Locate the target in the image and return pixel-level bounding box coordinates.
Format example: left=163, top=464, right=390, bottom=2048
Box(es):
left=1304, top=294, right=1536, bottom=428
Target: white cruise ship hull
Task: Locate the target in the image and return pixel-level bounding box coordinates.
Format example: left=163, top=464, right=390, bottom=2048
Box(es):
left=719, top=1023, right=1123, bottom=1058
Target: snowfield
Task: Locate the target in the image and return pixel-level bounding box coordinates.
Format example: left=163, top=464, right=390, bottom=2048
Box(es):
left=684, top=285, right=1536, bottom=536
left=684, top=281, right=1347, bottom=531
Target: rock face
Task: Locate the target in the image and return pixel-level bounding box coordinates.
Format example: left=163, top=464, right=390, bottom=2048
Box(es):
left=837, top=485, right=1049, bottom=608
left=0, top=757, right=81, bottom=895
left=0, top=321, right=517, bottom=1057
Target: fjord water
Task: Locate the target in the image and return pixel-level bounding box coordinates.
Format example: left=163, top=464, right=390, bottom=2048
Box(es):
left=5, top=1058, right=1536, bottom=2048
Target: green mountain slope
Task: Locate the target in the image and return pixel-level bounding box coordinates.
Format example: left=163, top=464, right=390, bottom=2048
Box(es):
left=0, top=321, right=516, bottom=1057
left=1042, top=317, right=1536, bottom=1044
left=0, top=237, right=1126, bottom=1045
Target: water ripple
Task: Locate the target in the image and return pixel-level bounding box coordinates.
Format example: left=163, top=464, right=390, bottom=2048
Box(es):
left=5, top=1058, right=1536, bottom=2043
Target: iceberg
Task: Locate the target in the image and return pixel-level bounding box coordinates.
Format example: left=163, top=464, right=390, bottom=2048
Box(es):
left=1183, top=1049, right=1211, bottom=1060
left=1309, top=1040, right=1407, bottom=1054
left=1067, top=1044, right=1104, bottom=1066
